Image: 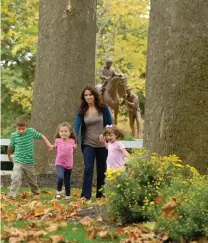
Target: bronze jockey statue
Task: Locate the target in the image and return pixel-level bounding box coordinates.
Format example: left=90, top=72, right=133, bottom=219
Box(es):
left=100, top=58, right=116, bottom=93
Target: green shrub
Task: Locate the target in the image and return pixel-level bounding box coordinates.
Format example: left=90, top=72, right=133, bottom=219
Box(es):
left=154, top=176, right=208, bottom=241
left=104, top=150, right=199, bottom=224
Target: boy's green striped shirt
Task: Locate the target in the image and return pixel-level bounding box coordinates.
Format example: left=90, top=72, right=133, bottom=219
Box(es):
left=10, top=128, right=42, bottom=164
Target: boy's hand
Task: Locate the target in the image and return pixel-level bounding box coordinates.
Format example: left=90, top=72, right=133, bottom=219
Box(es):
left=8, top=155, right=13, bottom=162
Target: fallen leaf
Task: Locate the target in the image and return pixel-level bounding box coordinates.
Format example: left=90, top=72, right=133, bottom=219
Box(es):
left=72, top=227, right=78, bottom=231
left=79, top=216, right=93, bottom=227
left=180, top=235, right=186, bottom=243
left=59, top=222, right=68, bottom=228
left=34, top=208, right=49, bottom=217
left=162, top=199, right=177, bottom=219
left=20, top=192, right=30, bottom=199
left=50, top=234, right=64, bottom=243
left=97, top=230, right=108, bottom=238
left=27, top=200, right=41, bottom=209
left=9, top=236, right=24, bottom=243
left=155, top=194, right=161, bottom=204
left=197, top=237, right=208, bottom=243
left=27, top=241, right=40, bottom=243
left=143, top=222, right=156, bottom=231
left=117, top=227, right=124, bottom=233
left=141, top=233, right=155, bottom=239
left=72, top=192, right=79, bottom=197
left=69, top=211, right=78, bottom=217
left=128, top=168, right=134, bottom=177
left=46, top=224, right=59, bottom=232
left=96, top=215, right=104, bottom=222
left=40, top=238, right=52, bottom=243
left=88, top=230, right=96, bottom=239
left=41, top=190, right=53, bottom=194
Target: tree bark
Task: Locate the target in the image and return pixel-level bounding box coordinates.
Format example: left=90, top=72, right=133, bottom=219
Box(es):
left=144, top=0, right=208, bottom=173
left=31, top=0, right=97, bottom=176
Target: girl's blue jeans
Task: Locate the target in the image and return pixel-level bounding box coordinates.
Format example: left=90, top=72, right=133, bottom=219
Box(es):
left=56, top=165, right=72, bottom=196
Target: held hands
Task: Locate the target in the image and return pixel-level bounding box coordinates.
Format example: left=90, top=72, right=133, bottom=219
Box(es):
left=99, top=134, right=105, bottom=144
left=48, top=144, right=55, bottom=151
left=8, top=155, right=13, bottom=162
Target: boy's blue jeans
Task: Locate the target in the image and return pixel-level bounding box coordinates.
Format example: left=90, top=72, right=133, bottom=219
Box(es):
left=56, top=165, right=72, bottom=196
left=81, top=145, right=108, bottom=200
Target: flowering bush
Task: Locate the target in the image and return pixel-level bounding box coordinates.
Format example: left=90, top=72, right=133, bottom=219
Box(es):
left=104, top=150, right=199, bottom=224
left=154, top=175, right=208, bottom=241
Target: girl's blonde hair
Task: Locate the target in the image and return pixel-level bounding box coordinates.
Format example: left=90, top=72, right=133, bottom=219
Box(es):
left=102, top=125, right=125, bottom=140
left=55, top=122, right=76, bottom=140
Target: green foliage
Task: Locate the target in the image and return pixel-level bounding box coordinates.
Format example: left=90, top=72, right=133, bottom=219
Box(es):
left=155, top=176, right=208, bottom=241
left=1, top=0, right=39, bottom=137
left=104, top=150, right=199, bottom=224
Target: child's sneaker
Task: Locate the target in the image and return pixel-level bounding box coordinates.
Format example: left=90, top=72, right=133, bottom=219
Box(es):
left=65, top=196, right=70, bottom=200
left=33, top=194, right=40, bottom=200
left=55, top=191, right=62, bottom=199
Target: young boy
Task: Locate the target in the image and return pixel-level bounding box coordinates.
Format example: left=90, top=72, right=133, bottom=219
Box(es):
left=7, top=116, right=53, bottom=199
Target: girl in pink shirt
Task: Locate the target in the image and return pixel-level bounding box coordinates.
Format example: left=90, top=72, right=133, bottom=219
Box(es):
left=101, top=125, right=129, bottom=170
left=53, top=122, right=77, bottom=199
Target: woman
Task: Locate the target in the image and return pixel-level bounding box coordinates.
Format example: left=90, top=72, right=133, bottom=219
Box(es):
left=74, top=84, right=112, bottom=200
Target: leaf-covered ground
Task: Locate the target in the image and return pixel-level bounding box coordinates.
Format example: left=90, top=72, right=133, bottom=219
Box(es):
left=1, top=188, right=167, bottom=243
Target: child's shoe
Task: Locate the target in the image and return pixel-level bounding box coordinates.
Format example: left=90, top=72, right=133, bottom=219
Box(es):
left=55, top=191, right=62, bottom=199
left=33, top=194, right=40, bottom=200
left=65, top=196, right=70, bottom=200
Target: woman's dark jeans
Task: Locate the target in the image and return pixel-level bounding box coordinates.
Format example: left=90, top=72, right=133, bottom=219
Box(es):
left=81, top=145, right=108, bottom=200
left=56, top=165, right=72, bottom=196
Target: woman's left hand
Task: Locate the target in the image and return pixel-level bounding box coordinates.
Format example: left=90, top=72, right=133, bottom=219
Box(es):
left=73, top=143, right=78, bottom=150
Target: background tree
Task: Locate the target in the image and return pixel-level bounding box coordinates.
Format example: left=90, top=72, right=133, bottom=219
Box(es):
left=30, top=0, right=97, bottom=174
left=144, top=0, right=208, bottom=173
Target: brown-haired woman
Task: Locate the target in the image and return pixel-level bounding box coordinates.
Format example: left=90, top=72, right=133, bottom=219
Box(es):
left=74, top=84, right=112, bottom=200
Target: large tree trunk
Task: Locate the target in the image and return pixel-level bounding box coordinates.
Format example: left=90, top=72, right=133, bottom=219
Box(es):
left=144, top=0, right=208, bottom=173
left=31, top=0, right=97, bottom=176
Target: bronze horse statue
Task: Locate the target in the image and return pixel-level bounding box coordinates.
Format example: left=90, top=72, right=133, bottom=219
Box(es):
left=96, top=75, right=127, bottom=124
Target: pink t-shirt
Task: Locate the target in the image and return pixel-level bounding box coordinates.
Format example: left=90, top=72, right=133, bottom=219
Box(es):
left=55, top=138, right=75, bottom=169
left=107, top=141, right=125, bottom=170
